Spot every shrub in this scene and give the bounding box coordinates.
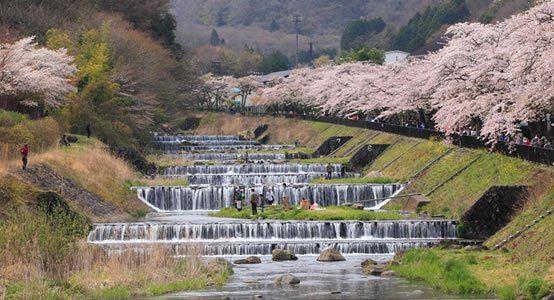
[517,277,549,300]
[0,109,28,127]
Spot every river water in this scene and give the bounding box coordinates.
[143,255,492,300]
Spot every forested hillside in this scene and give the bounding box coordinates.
[172,0,535,57]
[0,0,199,147]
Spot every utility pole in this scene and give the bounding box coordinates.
[309,41,313,66]
[292,14,302,69]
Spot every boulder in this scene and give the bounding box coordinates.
[361,258,378,268]
[274,274,300,285]
[381,270,397,277]
[67,136,79,143]
[464,245,483,251]
[541,293,554,300]
[362,263,387,276]
[234,256,261,264]
[272,249,297,261]
[194,161,205,166]
[247,256,262,264]
[317,249,345,262]
[244,280,259,283]
[254,294,264,299]
[351,203,364,210]
[394,249,407,261]
[331,290,341,294]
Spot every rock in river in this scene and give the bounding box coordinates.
[272,249,298,261]
[317,248,345,262]
[274,274,300,285]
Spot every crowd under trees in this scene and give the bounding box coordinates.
[260,2,553,146]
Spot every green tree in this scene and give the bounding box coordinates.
[260,51,290,74]
[269,19,279,32]
[340,18,386,51]
[210,29,221,46]
[339,47,385,65]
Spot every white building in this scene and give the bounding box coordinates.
[384,50,410,64]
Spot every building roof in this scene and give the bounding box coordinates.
[260,70,292,83]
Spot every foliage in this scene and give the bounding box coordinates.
[393,0,470,52]
[210,29,221,46]
[269,19,279,32]
[340,18,386,50]
[309,177,397,184]
[260,50,290,74]
[0,37,77,108]
[338,47,385,65]
[210,205,405,221]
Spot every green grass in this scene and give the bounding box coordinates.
[309,177,398,184]
[298,157,350,164]
[404,149,476,195]
[425,152,537,218]
[380,140,452,179]
[209,205,406,220]
[237,147,315,153]
[392,248,552,300]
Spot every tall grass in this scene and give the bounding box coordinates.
[0,203,230,298]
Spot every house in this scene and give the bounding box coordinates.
[384,50,410,64]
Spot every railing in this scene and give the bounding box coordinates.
[198,107,554,166]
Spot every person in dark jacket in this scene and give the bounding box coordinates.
[341,164,346,177]
[20,144,28,170]
[326,163,333,179]
[250,189,259,216]
[86,123,91,138]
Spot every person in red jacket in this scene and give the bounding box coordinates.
[20,144,28,170]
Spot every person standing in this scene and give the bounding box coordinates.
[266,187,276,206]
[341,164,346,178]
[259,189,265,213]
[326,163,333,179]
[282,183,289,211]
[20,144,28,170]
[245,151,249,164]
[86,123,91,138]
[250,189,259,216]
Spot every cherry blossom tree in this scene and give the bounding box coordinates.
[260,2,553,145]
[0,37,77,107]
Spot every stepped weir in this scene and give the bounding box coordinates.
[89,134,458,257]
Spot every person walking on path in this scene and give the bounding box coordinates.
[20,144,28,170]
[250,189,259,216]
[341,164,346,178]
[282,183,290,211]
[86,123,91,138]
[326,163,334,179]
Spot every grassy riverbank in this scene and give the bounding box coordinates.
[0,134,229,298]
[392,248,551,300]
[210,205,408,220]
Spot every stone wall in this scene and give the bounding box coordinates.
[348,144,390,172]
[460,185,527,240]
[313,136,353,156]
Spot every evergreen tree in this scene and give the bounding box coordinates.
[340,18,386,51]
[269,19,279,32]
[210,29,220,46]
[260,51,290,74]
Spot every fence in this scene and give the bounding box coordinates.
[198,106,554,166]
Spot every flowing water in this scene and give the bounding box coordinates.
[153,153,286,162]
[91,135,485,299]
[141,255,492,300]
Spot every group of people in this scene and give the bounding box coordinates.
[500,133,552,149]
[234,183,319,216]
[234,186,278,216]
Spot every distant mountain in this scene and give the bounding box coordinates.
[171,0,536,55]
[171,0,445,54]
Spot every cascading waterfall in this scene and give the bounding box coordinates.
[88,220,457,243]
[154,144,296,152]
[89,135,459,257]
[154,153,286,162]
[134,184,402,211]
[161,164,343,175]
